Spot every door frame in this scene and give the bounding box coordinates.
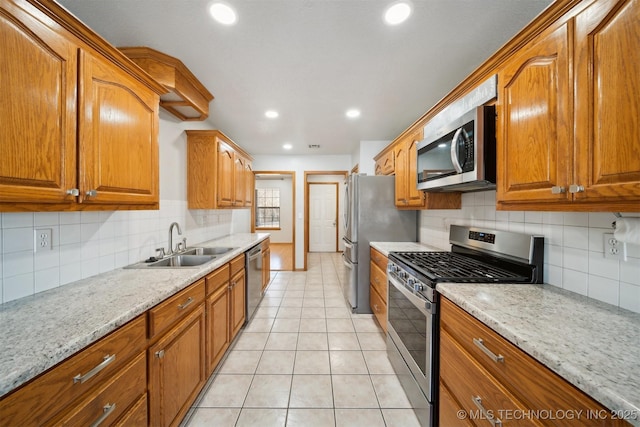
[303,171,348,270]
[252,171,296,271]
[307,182,339,253]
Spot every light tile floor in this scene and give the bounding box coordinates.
[183,253,420,427]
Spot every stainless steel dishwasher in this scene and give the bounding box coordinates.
[245,244,263,322]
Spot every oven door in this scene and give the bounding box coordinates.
[387,274,437,403]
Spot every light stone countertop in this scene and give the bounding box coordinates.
[437,283,640,426]
[369,241,442,257]
[0,232,269,399]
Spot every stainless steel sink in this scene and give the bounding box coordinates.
[125,254,216,269]
[182,247,236,256]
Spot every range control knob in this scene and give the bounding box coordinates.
[413,281,424,292]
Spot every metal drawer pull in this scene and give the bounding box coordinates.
[85,189,98,197]
[473,338,504,363]
[178,297,194,310]
[66,188,80,196]
[73,354,116,384]
[551,186,565,194]
[90,403,116,427]
[472,396,502,426]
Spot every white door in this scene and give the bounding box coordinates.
[309,183,337,252]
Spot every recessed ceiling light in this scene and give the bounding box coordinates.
[346,109,361,119]
[265,110,279,119]
[209,3,237,25]
[384,1,412,25]
[283,143,293,150]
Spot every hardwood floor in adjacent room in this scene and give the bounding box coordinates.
[270,243,294,271]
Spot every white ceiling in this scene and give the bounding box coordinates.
[58,0,553,156]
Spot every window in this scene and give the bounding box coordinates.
[255,188,280,228]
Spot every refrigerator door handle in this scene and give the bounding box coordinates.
[342,254,353,269]
[343,239,353,249]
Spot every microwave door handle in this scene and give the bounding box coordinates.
[450,128,464,173]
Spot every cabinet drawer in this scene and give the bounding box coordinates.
[370,247,388,272]
[113,393,147,427]
[0,315,146,427]
[440,329,541,427]
[439,380,474,427]
[206,264,230,296]
[369,261,387,303]
[370,285,387,333]
[230,254,245,276]
[45,352,147,427]
[148,279,205,339]
[441,298,624,426]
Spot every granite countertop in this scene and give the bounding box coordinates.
[369,241,441,256]
[0,232,269,399]
[438,283,640,426]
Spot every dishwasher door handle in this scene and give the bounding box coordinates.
[248,247,262,260]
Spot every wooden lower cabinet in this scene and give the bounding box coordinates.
[369,247,388,332]
[148,304,206,427]
[205,265,231,375]
[230,264,246,340]
[439,380,475,427]
[262,238,271,292]
[0,315,146,426]
[440,297,630,426]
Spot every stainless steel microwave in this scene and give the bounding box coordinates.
[416,105,496,192]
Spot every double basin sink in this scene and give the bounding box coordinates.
[127,246,236,269]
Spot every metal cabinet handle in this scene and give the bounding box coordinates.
[73,354,116,384]
[569,184,585,193]
[155,350,165,358]
[473,338,504,363]
[85,189,98,197]
[472,396,502,426]
[66,188,79,196]
[89,403,116,427]
[551,186,565,194]
[178,297,194,310]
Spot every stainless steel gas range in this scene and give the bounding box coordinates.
[386,225,544,426]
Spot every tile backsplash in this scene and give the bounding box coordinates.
[419,191,640,313]
[0,201,245,303]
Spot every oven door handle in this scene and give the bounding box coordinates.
[341,254,353,269]
[388,275,434,316]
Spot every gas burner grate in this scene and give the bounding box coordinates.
[394,252,528,282]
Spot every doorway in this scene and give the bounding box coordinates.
[303,171,348,270]
[308,182,338,252]
[252,171,295,271]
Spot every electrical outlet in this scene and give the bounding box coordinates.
[34,228,52,252]
[603,233,625,260]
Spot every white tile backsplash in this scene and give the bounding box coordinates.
[0,199,238,303]
[420,190,640,313]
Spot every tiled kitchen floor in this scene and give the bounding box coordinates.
[183,252,420,427]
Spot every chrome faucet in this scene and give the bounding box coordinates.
[168,222,183,255]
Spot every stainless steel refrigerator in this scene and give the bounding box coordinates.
[341,174,417,313]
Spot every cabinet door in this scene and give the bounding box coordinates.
[497,23,571,205]
[206,285,230,375]
[574,0,640,205]
[230,268,246,340]
[78,50,159,206]
[394,142,409,207]
[262,248,271,291]
[0,2,77,205]
[244,159,254,207]
[148,305,206,427]
[217,141,234,207]
[405,136,426,207]
[235,155,246,206]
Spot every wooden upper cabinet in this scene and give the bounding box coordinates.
[497,22,572,205]
[244,159,254,207]
[573,0,640,207]
[0,1,78,206]
[394,129,460,210]
[497,0,640,211]
[0,0,164,211]
[186,130,253,209]
[374,149,395,175]
[217,141,235,207]
[78,50,159,205]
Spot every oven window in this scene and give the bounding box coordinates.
[388,285,427,376]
